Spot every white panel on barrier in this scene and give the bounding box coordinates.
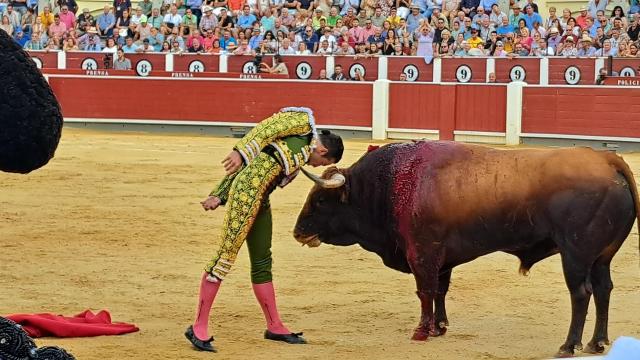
[57,51,66,70]
[506,81,525,145]
[219,54,228,72]
[432,57,442,83]
[372,79,390,140]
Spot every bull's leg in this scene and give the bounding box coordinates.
[434,269,452,334]
[556,253,592,358]
[408,250,444,341]
[583,260,613,354]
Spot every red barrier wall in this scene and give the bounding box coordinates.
[389,83,506,137]
[611,58,640,77]
[548,58,596,85]
[334,56,379,81]
[387,57,433,82]
[441,58,486,83]
[494,58,540,84]
[521,86,640,138]
[48,76,372,127]
[27,51,58,69]
[172,53,218,73]
[454,85,506,132]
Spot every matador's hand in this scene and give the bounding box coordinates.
[201,196,222,211]
[222,150,243,175]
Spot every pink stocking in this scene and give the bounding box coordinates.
[193,272,221,340]
[252,282,291,334]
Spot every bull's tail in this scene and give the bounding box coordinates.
[607,152,640,257]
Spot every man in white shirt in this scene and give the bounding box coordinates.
[163,5,182,31]
[318,27,336,49]
[278,38,296,54]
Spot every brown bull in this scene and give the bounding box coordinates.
[294,141,639,357]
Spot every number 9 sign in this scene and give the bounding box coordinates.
[509,65,526,82]
[296,62,312,79]
[455,65,472,83]
[564,66,581,85]
[403,64,419,82]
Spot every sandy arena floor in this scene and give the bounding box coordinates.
[0,128,638,360]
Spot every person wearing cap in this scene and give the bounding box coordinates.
[77,8,95,31]
[467,26,483,47]
[556,36,576,56]
[576,6,589,29]
[508,5,523,27]
[491,40,507,55]
[577,34,596,56]
[546,26,561,50]
[76,25,99,50]
[407,5,425,33]
[136,17,152,42]
[199,6,218,32]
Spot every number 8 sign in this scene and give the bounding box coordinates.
[455,65,472,83]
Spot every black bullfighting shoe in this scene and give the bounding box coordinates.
[264,330,307,344]
[184,325,217,352]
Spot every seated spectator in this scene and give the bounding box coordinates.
[58,5,76,30]
[490,40,507,56]
[97,5,116,37]
[367,26,385,47]
[78,26,101,50]
[316,39,333,54]
[237,5,257,30]
[278,37,296,54]
[260,54,288,75]
[13,30,29,47]
[367,42,382,54]
[317,68,328,80]
[219,29,237,51]
[113,49,132,70]
[122,36,139,52]
[487,72,496,82]
[39,5,54,30]
[139,0,152,16]
[467,27,483,48]
[187,37,205,52]
[24,31,45,49]
[454,40,470,55]
[163,5,182,34]
[627,42,638,57]
[181,8,197,35]
[489,4,506,27]
[136,19,153,43]
[77,8,95,33]
[577,35,596,56]
[186,28,204,48]
[595,38,617,56]
[203,38,219,53]
[334,41,354,55]
[147,8,162,29]
[170,40,183,53]
[48,15,67,38]
[137,37,155,52]
[102,37,118,53]
[558,37,578,56]
[62,36,78,51]
[131,7,147,27]
[116,9,133,37]
[296,41,311,54]
[1,15,13,36]
[468,42,485,55]
[166,26,185,49]
[231,39,252,54]
[330,64,348,80]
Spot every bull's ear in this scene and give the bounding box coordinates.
[0,30,63,174]
[321,166,342,179]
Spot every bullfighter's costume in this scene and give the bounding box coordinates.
[205,107,319,282]
[186,107,322,351]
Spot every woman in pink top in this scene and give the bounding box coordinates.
[519,27,533,51]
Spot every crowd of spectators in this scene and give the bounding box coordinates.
[1,0,639,58]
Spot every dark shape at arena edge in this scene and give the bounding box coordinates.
[0,316,75,360]
[0,29,63,174]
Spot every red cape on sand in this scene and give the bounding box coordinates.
[5,310,139,338]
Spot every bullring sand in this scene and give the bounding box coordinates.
[1,128,638,360]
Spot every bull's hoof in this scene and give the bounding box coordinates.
[555,343,582,358]
[584,340,607,354]
[411,328,429,341]
[433,324,447,337]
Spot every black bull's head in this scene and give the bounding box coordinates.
[294,166,356,247]
[0,30,63,174]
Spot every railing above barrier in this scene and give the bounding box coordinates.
[28,51,640,85]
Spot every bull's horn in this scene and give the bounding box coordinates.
[300,167,346,188]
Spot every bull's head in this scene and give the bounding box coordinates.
[294,166,358,248]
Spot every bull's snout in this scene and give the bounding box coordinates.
[293,228,322,248]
